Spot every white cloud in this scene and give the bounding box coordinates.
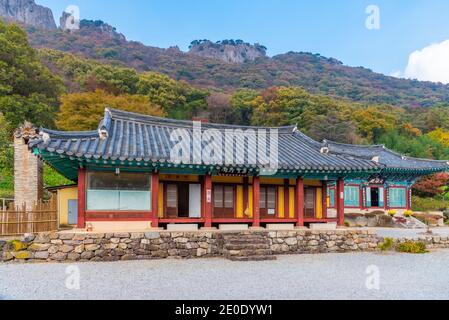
[402,40,449,84]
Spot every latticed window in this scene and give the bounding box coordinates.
[327,187,335,208]
[389,188,407,208]
[213,185,235,217]
[87,172,152,211]
[260,186,276,216]
[344,186,360,207]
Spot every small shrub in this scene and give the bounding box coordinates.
[396,241,428,254]
[344,222,350,227]
[387,210,397,217]
[443,210,449,221]
[404,210,414,217]
[378,237,394,251]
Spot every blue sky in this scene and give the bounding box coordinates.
[37,0,449,79]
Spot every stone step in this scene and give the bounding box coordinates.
[227,255,277,262]
[224,244,271,251]
[225,249,273,256]
[222,236,268,241]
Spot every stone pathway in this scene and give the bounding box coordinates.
[361,227,449,239]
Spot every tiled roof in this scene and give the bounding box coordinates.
[30,108,380,173]
[323,140,449,172]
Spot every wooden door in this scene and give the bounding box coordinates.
[260,186,277,218]
[213,185,235,218]
[68,200,78,225]
[304,188,316,219]
[165,184,178,218]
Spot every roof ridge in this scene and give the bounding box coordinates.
[324,139,386,149]
[107,108,298,132]
[41,128,98,137]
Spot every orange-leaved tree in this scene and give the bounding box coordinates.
[56,90,165,131]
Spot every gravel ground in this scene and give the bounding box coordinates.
[1,250,449,300]
[370,227,449,239]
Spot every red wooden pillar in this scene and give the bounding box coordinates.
[77,168,86,229]
[253,176,261,227]
[406,187,412,211]
[322,182,328,219]
[204,174,213,228]
[296,177,305,227]
[336,178,345,227]
[151,172,160,228]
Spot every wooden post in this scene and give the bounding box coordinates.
[406,187,411,211]
[253,176,261,227]
[296,177,305,227]
[204,174,213,228]
[336,178,345,227]
[151,172,159,228]
[322,182,328,219]
[77,168,86,229]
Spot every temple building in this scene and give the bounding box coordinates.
[26,108,449,231]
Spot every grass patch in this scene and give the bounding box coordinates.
[396,241,428,254]
[378,237,394,251]
[412,196,449,212]
[378,238,428,254]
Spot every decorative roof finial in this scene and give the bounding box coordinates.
[14,121,39,143]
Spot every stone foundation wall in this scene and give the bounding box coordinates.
[268,230,380,254]
[0,232,220,263]
[1,230,448,263]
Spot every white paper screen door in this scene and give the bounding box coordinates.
[189,184,201,218]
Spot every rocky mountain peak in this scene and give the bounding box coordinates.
[0,0,56,30]
[188,39,267,64]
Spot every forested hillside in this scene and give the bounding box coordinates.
[26,21,449,108]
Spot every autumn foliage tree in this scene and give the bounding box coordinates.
[412,173,449,197]
[57,90,164,131]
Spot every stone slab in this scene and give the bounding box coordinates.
[220,224,249,231]
[266,224,295,231]
[166,224,199,232]
[309,222,337,230]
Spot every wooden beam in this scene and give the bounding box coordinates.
[151,172,160,228]
[252,176,261,227]
[296,177,305,227]
[77,168,86,229]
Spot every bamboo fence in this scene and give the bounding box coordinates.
[0,197,58,236]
